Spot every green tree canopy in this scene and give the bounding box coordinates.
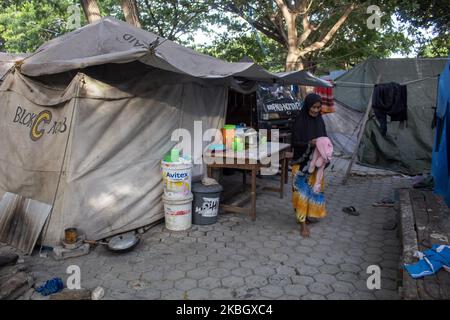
[0,0,78,53]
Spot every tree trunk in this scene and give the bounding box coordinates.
[285,50,302,71]
[121,0,142,28]
[80,0,101,23]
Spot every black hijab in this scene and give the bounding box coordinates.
[292,93,327,160]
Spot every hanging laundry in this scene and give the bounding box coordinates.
[404,244,450,279]
[314,80,335,114]
[372,82,408,135]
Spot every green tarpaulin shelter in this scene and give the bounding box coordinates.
[333,58,448,175]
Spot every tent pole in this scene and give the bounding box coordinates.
[341,74,381,185]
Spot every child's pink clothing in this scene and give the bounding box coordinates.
[308,137,333,193]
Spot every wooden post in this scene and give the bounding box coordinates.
[341,74,381,185]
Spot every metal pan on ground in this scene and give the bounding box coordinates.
[84,232,140,253]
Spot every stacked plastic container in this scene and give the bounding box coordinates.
[161,148,193,231]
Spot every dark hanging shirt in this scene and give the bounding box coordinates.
[372,82,408,135]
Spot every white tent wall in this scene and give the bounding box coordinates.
[333,58,448,174]
[0,71,78,205]
[0,66,227,245]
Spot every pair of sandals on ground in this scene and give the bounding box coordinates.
[342,197,396,216]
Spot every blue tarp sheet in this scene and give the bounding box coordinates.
[432,56,450,207]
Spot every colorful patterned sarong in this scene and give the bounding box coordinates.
[292,164,327,223]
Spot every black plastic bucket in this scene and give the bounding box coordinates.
[192,182,223,225]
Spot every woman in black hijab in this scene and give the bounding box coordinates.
[291,93,328,237]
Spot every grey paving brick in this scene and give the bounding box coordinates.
[222,276,245,289]
[296,265,319,276]
[313,273,337,284]
[161,288,186,300]
[275,265,296,276]
[268,274,292,286]
[186,268,209,280]
[108,278,128,289]
[269,253,289,262]
[174,278,197,291]
[327,292,351,300]
[174,261,197,271]
[135,287,161,299]
[165,270,186,281]
[308,282,333,295]
[318,264,341,275]
[141,269,164,281]
[198,277,221,289]
[211,288,235,299]
[291,275,314,286]
[219,260,241,269]
[301,293,326,300]
[152,280,175,290]
[186,254,208,264]
[304,257,324,267]
[284,284,308,297]
[253,266,276,276]
[340,263,362,273]
[118,271,141,281]
[186,288,210,300]
[331,281,356,294]
[260,285,284,299]
[245,275,269,288]
[209,268,231,279]
[231,267,253,277]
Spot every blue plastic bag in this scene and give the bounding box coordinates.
[36,277,64,296]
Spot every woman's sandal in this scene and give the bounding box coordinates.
[342,206,360,216]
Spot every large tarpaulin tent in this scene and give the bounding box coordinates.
[0,53,28,84]
[432,56,450,207]
[0,17,327,247]
[331,58,448,174]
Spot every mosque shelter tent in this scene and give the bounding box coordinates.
[327,58,448,175]
[0,17,327,249]
[432,56,450,207]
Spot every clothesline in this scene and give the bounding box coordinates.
[334,76,439,88]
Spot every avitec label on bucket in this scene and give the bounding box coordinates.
[195,197,220,217]
[161,160,192,198]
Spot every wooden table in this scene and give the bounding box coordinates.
[204,142,291,221]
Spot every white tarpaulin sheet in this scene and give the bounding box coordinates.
[0,69,226,245]
[16,17,328,88]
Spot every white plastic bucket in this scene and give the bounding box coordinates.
[163,193,193,231]
[161,160,192,199]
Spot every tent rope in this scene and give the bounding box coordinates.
[334,75,439,88]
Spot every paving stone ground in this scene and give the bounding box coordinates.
[0,162,412,300]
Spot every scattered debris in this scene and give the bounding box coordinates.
[51,243,90,261]
[0,252,34,300]
[91,286,105,300]
[0,253,18,267]
[373,198,395,207]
